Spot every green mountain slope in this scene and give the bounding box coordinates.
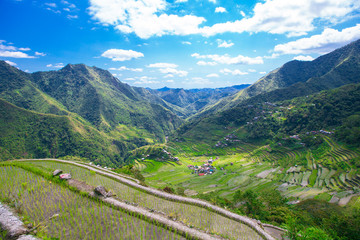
[196,39,360,119]
[0,61,68,115]
[0,99,125,166]
[31,64,183,141]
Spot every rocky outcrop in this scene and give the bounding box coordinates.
[94,185,113,198]
[0,202,39,240]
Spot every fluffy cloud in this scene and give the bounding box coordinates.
[221,68,248,76]
[46,63,64,68]
[0,41,36,58]
[159,68,188,77]
[192,53,263,65]
[293,55,314,61]
[200,0,360,37]
[35,52,46,56]
[109,66,143,72]
[215,7,227,13]
[197,61,217,66]
[206,73,219,78]
[45,3,57,8]
[274,24,360,55]
[0,51,35,58]
[147,62,178,68]
[133,76,159,84]
[147,62,187,77]
[182,41,192,45]
[101,49,144,61]
[89,0,205,39]
[217,39,234,48]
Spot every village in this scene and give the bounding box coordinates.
[188,157,221,176]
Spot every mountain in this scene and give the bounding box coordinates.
[173,39,360,143]
[195,39,360,119]
[148,84,250,118]
[0,61,184,165]
[0,61,68,116]
[31,64,183,140]
[0,99,125,165]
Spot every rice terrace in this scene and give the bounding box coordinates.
[1,0,360,239]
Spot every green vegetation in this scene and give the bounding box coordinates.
[0,164,185,240]
[20,160,263,240]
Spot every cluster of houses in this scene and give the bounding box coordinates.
[187,158,218,176]
[215,134,240,147]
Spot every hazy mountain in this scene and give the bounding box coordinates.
[148,84,250,118]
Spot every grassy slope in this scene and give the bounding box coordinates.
[0,99,126,166]
[138,84,360,207]
[31,64,183,142]
[192,39,360,121]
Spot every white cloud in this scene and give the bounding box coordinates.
[192,53,263,65]
[217,39,234,48]
[197,61,217,66]
[200,0,360,37]
[206,73,219,78]
[274,24,360,55]
[240,11,246,17]
[182,41,192,45]
[67,15,78,19]
[215,7,227,13]
[5,60,17,66]
[35,52,46,56]
[46,63,64,68]
[147,63,178,68]
[221,68,248,76]
[133,76,159,84]
[0,41,38,58]
[101,49,144,61]
[124,77,136,81]
[0,51,35,58]
[45,3,57,8]
[89,0,205,39]
[248,69,256,73]
[293,55,314,61]
[109,66,143,72]
[260,71,267,74]
[159,68,188,77]
[208,0,216,3]
[165,79,174,83]
[163,74,174,78]
[175,0,188,2]
[18,47,30,51]
[264,53,280,59]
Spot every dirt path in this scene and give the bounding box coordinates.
[16,158,281,240]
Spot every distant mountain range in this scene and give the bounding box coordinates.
[193,39,360,120]
[173,39,360,141]
[1,38,360,166]
[148,84,250,118]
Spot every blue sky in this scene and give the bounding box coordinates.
[1,0,360,89]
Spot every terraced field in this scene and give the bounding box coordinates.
[13,160,270,240]
[144,135,360,207]
[0,165,185,240]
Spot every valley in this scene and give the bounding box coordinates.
[1,39,360,240]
